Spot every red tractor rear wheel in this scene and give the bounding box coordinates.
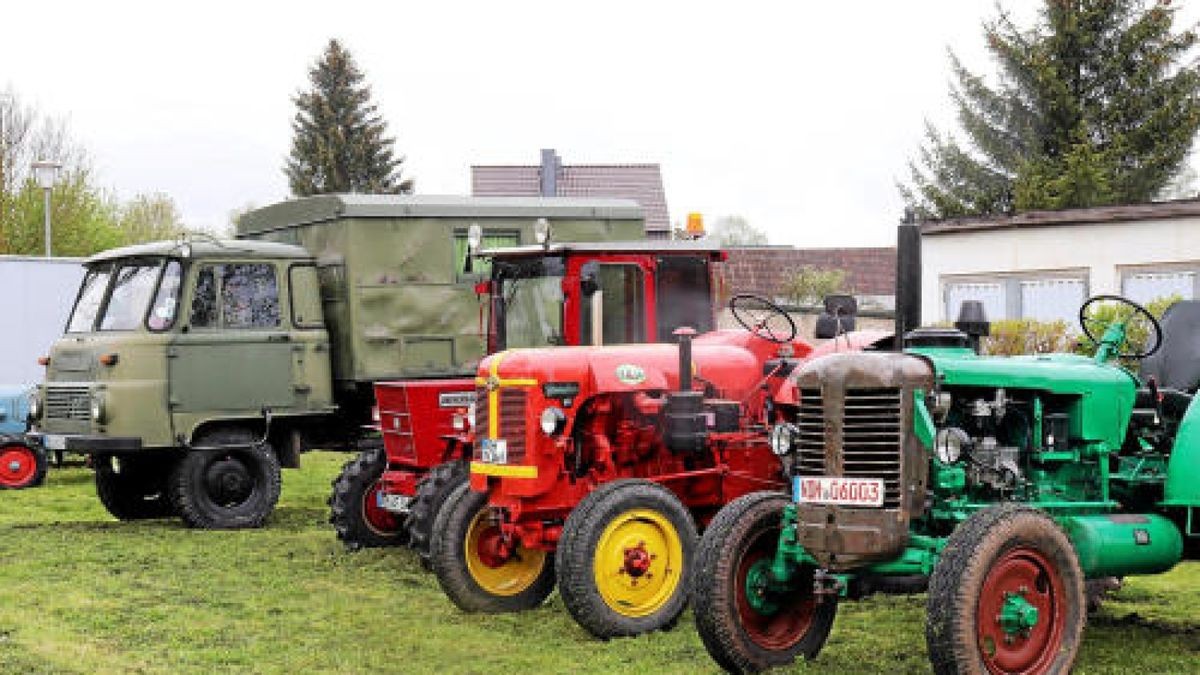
[431,483,555,613]
[926,504,1085,675]
[693,491,837,673]
[0,442,47,489]
[556,479,698,639]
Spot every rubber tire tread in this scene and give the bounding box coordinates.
[328,446,407,549]
[431,483,555,613]
[693,491,837,674]
[407,460,468,567]
[94,454,177,520]
[556,478,698,639]
[926,503,1086,675]
[170,428,281,530]
[0,442,48,490]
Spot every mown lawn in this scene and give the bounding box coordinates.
[1,453,1197,674]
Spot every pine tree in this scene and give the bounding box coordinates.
[901,0,1200,219]
[285,40,413,196]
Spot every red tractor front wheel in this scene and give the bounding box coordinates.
[329,446,407,549]
[0,442,47,489]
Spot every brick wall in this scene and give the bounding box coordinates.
[722,247,896,299]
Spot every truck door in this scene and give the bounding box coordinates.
[168,262,297,435]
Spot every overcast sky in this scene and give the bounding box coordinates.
[3,1,1194,248]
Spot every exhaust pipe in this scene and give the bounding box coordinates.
[894,223,922,348]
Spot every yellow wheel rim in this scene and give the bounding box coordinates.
[464,507,548,597]
[593,508,684,618]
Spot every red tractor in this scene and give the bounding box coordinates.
[429,296,890,638]
[330,240,727,559]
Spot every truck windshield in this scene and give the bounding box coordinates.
[66,258,181,333]
[493,256,566,349]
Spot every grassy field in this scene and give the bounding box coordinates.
[1,453,1197,674]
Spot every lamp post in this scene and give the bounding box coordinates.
[32,160,61,257]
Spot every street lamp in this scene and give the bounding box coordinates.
[32,160,61,257]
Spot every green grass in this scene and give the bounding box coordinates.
[1,454,1197,674]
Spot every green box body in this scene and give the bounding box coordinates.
[238,195,644,385]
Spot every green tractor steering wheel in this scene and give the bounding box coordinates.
[1078,294,1163,360]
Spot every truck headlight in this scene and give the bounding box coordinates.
[540,406,566,435]
[90,394,106,423]
[769,423,798,456]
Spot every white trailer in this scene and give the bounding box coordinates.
[0,256,84,386]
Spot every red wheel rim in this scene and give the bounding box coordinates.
[0,444,38,488]
[733,528,817,650]
[361,480,402,535]
[976,546,1066,674]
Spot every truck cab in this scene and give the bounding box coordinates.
[31,240,331,528]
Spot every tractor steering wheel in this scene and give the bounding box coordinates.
[730,293,797,344]
[1078,294,1163,360]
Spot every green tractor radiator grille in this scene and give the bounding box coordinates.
[796,387,904,508]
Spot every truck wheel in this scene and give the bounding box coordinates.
[556,479,698,639]
[408,461,468,568]
[329,446,406,549]
[431,483,555,613]
[926,504,1085,675]
[693,491,836,673]
[0,442,47,489]
[94,454,176,520]
[171,429,281,529]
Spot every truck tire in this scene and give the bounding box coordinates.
[329,446,407,549]
[170,429,281,530]
[94,454,176,520]
[693,491,836,673]
[926,504,1085,675]
[408,460,468,568]
[0,441,47,489]
[556,479,698,639]
[431,483,555,613]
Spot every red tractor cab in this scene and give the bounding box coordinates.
[429,295,890,638]
[330,241,727,555]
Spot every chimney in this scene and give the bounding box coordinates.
[540,148,560,196]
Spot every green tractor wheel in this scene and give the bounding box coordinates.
[926,504,1086,675]
[693,491,837,673]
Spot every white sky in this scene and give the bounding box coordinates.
[3,1,1193,248]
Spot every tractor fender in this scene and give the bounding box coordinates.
[1164,394,1200,507]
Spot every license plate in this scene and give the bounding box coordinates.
[480,438,507,464]
[376,492,412,513]
[42,434,67,451]
[794,476,884,507]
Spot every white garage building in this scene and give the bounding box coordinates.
[921,200,1200,324]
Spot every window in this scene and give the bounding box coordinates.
[943,272,1087,323]
[580,264,646,345]
[454,230,520,279]
[147,261,183,331]
[67,267,113,333]
[190,263,280,329]
[1122,270,1196,305]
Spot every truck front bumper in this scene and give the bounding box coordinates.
[31,433,143,453]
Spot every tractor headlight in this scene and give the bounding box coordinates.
[90,393,106,424]
[540,406,566,435]
[935,427,971,464]
[769,423,798,456]
[28,392,41,421]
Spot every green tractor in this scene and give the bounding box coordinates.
[692,225,1199,674]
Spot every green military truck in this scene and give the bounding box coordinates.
[29,195,643,529]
